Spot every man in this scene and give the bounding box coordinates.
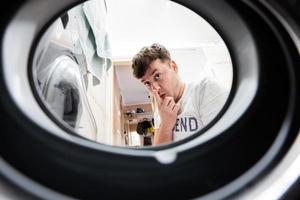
[131,43,229,145]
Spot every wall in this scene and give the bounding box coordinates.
[112,66,125,146]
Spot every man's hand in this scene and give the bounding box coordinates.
[153,89,180,144]
[153,89,180,131]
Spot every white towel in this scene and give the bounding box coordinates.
[70,0,112,82]
[83,0,112,59]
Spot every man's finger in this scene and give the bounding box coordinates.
[168,98,175,108]
[153,89,162,105]
[173,103,181,113]
[163,97,174,107]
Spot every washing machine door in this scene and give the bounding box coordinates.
[0,0,300,200]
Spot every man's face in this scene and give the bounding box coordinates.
[140,59,181,101]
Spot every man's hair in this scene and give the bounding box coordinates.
[132,43,171,78]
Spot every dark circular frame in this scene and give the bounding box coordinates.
[0,0,299,199]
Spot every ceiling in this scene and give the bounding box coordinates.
[115,64,151,105]
[106,0,222,60]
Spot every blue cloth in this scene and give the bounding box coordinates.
[72,0,112,82]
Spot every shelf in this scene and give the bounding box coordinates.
[125,111,153,124]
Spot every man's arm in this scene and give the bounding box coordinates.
[153,126,173,145]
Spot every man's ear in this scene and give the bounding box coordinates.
[170,60,178,73]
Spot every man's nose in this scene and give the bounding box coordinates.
[151,82,160,91]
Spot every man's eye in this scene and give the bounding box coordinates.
[154,74,161,80]
[144,82,150,87]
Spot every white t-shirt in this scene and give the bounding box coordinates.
[154,77,229,141]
